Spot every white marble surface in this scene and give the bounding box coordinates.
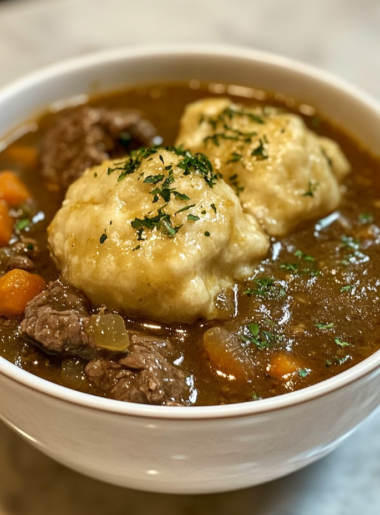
[0,0,380,513]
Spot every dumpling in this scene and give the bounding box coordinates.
[48,147,269,323]
[176,98,351,236]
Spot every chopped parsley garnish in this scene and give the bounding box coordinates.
[298,368,310,378]
[280,262,299,272]
[107,147,158,180]
[26,243,34,251]
[131,207,182,239]
[204,129,257,147]
[100,233,108,244]
[240,322,283,350]
[359,212,374,224]
[315,322,334,330]
[227,152,243,164]
[187,214,200,221]
[201,106,264,132]
[132,245,141,251]
[94,172,98,178]
[326,355,351,367]
[210,203,217,213]
[244,277,286,298]
[341,235,360,250]
[280,250,319,277]
[340,284,354,292]
[294,250,315,262]
[16,219,30,231]
[335,338,351,347]
[251,138,268,160]
[229,174,244,196]
[251,392,262,401]
[204,231,211,237]
[175,204,196,215]
[143,174,165,184]
[302,181,319,197]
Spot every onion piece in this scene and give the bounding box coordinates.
[89,313,130,352]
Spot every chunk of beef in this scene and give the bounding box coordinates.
[41,106,157,189]
[7,255,35,272]
[0,237,39,275]
[19,280,97,359]
[85,335,190,406]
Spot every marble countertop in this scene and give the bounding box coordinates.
[0,0,380,513]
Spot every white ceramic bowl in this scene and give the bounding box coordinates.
[1,46,380,495]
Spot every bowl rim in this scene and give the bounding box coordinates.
[1,43,380,421]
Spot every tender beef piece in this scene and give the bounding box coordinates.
[0,237,39,275]
[85,335,190,406]
[19,280,97,359]
[41,106,157,189]
[7,255,35,272]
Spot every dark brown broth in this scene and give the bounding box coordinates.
[1,82,380,405]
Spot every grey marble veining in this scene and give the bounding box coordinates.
[0,0,379,513]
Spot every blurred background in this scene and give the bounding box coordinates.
[0,0,379,514]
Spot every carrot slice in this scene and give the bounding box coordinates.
[0,171,32,206]
[3,146,38,168]
[0,269,45,317]
[0,202,13,246]
[267,352,303,379]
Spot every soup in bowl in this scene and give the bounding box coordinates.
[0,46,380,493]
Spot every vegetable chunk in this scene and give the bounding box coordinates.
[0,202,13,246]
[0,269,46,317]
[0,171,32,206]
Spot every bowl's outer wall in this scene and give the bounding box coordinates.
[1,368,380,494]
[1,48,380,493]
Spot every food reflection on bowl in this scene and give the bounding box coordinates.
[0,46,380,494]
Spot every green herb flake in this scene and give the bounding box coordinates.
[240,322,283,350]
[299,368,310,378]
[187,214,200,222]
[229,174,244,196]
[16,219,30,231]
[340,284,354,292]
[94,172,98,178]
[131,207,182,240]
[132,245,141,251]
[341,235,360,250]
[315,322,334,330]
[251,392,262,401]
[359,212,374,224]
[334,338,351,348]
[100,233,108,244]
[302,181,319,198]
[244,277,286,298]
[210,203,217,213]
[175,204,196,215]
[143,174,165,184]
[26,243,34,251]
[294,249,315,262]
[326,355,351,367]
[280,262,299,272]
[251,138,268,160]
[227,152,243,164]
[204,231,211,237]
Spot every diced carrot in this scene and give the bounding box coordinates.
[203,327,253,380]
[0,171,32,206]
[0,202,13,246]
[3,146,38,168]
[267,352,303,379]
[0,269,45,317]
